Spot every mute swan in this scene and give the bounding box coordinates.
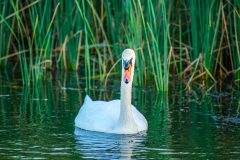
[75,49,148,134]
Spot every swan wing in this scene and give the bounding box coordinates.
[75,98,120,133]
[84,95,92,102]
[75,96,147,133]
[132,106,148,132]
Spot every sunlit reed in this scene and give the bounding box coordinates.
[0,0,240,90]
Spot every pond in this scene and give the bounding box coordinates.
[0,71,240,159]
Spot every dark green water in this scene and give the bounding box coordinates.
[1,72,240,159]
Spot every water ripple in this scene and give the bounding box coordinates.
[74,127,147,159]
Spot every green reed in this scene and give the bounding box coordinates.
[0,0,13,69]
[1,0,240,90]
[231,0,240,80]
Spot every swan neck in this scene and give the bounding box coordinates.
[120,81,132,108]
[115,80,138,134]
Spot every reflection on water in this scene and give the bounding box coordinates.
[0,71,240,159]
[74,127,147,159]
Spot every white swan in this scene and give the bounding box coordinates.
[75,49,148,134]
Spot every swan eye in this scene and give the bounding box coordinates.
[122,57,133,70]
[122,59,129,70]
[128,57,133,65]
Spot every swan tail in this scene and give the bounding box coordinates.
[84,95,92,102]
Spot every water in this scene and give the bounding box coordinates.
[1,72,240,159]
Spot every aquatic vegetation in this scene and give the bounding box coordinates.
[0,0,240,90]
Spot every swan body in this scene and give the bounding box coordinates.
[75,49,148,134]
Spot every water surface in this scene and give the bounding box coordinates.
[0,72,240,159]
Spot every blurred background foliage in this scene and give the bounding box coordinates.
[0,0,240,91]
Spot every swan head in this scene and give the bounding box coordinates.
[122,49,135,84]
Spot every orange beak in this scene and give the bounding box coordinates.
[123,65,132,84]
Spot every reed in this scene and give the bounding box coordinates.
[0,0,13,69]
[231,0,240,80]
[1,0,240,90]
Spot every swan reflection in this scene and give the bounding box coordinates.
[74,127,147,159]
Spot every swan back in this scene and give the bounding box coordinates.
[75,97,147,134]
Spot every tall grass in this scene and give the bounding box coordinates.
[0,0,13,69]
[1,0,240,90]
[230,1,240,80]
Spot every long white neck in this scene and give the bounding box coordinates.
[114,80,138,134]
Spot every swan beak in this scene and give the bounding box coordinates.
[123,69,131,84]
[123,58,133,84]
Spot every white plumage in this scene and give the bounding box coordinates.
[75,49,148,134]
